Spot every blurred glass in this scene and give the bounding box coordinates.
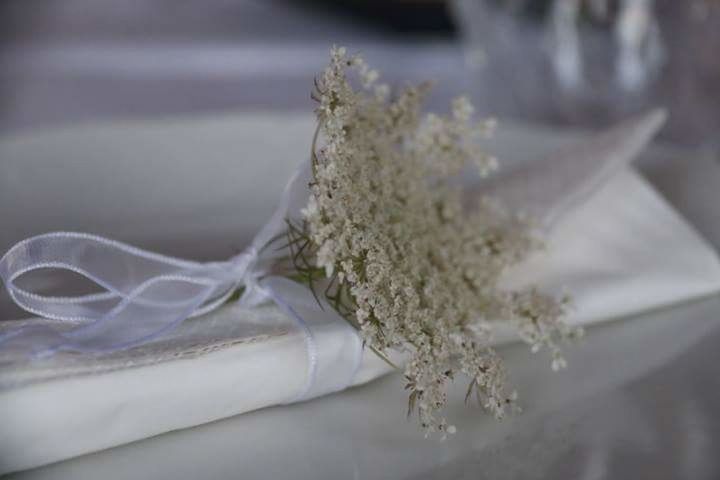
[451,0,720,149]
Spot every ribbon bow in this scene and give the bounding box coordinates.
[0,232,264,356]
[0,163,365,401]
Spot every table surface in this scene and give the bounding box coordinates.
[0,112,719,479]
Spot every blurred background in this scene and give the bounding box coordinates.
[0,0,719,148]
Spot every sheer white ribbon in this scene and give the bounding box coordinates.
[0,163,363,401]
[0,232,259,353]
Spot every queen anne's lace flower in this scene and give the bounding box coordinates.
[297,46,581,436]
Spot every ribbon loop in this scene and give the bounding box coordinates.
[0,232,257,355]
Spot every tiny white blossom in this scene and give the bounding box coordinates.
[299,47,580,435]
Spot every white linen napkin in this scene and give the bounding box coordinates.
[0,112,718,474]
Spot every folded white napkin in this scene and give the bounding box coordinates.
[0,112,718,474]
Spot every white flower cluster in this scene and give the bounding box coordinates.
[301,47,581,436]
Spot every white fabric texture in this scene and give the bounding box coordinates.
[0,113,718,474]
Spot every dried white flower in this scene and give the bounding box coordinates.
[293,46,581,435]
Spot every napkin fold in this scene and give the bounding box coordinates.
[1,112,718,474]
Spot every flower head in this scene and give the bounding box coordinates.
[297,47,580,435]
